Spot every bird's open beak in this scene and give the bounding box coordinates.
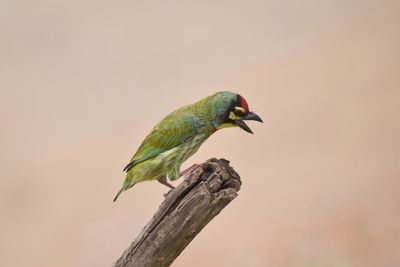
[235,111,263,134]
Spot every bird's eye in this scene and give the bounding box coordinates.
[228,106,245,121]
[234,106,245,116]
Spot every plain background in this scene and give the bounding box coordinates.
[1,1,399,266]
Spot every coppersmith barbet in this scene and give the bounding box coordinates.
[113,91,262,201]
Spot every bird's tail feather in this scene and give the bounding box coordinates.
[113,188,123,202]
[113,182,136,202]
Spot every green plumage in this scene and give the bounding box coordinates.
[113,91,262,201]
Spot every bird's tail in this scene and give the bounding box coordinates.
[113,188,124,202]
[113,181,136,202]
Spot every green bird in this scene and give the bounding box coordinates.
[113,91,262,201]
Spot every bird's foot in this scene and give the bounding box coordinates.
[157,176,175,189]
[181,163,203,181]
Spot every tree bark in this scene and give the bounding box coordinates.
[113,158,242,267]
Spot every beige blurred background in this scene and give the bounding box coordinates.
[1,0,399,266]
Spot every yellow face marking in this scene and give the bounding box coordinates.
[229,106,245,120]
[234,106,245,113]
[229,111,241,120]
[216,122,236,129]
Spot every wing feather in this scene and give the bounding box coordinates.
[123,110,200,172]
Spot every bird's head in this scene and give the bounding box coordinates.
[210,91,263,134]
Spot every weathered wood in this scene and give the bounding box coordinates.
[113,158,242,267]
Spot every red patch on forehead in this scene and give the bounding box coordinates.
[239,95,249,112]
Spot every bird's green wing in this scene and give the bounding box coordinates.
[123,109,200,172]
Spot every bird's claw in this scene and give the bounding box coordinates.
[180,163,202,176]
[181,163,202,181]
[157,176,175,189]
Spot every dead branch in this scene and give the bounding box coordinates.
[113,158,242,267]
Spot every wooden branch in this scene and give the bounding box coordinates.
[113,158,242,267]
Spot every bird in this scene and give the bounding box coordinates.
[113,91,262,201]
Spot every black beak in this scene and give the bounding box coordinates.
[235,111,263,134]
